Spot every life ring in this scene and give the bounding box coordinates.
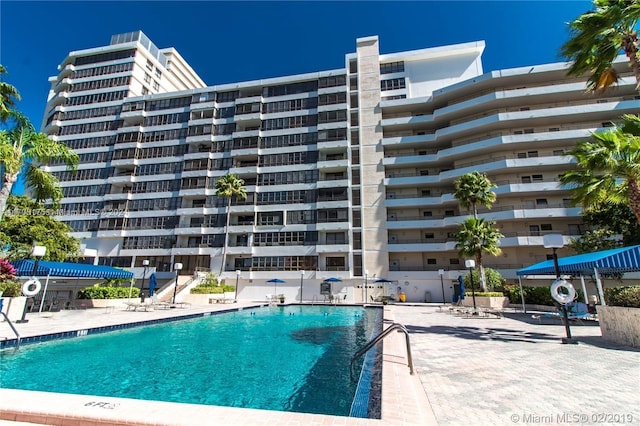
[22,278,42,297]
[550,279,576,305]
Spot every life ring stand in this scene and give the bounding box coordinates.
[550,279,576,305]
[22,278,42,297]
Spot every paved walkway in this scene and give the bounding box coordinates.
[1,303,639,425]
[389,305,640,426]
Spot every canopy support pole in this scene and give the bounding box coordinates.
[518,276,526,313]
[38,273,52,313]
[579,275,588,305]
[593,268,606,306]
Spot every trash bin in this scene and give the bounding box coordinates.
[424,291,431,303]
[398,293,406,302]
[140,292,145,302]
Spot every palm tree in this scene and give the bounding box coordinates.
[455,217,503,292]
[560,0,640,91]
[0,65,20,121]
[560,114,640,224]
[214,173,247,275]
[0,112,79,221]
[453,172,497,218]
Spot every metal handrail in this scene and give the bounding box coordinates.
[350,322,414,375]
[1,312,21,349]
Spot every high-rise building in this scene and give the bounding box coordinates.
[41,31,639,302]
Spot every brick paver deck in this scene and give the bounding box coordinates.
[1,303,638,425]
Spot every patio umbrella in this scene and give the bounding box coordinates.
[323,277,342,282]
[267,278,285,294]
[148,273,157,297]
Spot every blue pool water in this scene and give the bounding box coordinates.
[0,306,381,417]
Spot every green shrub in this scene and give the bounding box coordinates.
[77,284,139,299]
[465,291,504,297]
[0,281,22,297]
[463,268,505,291]
[191,284,235,294]
[503,284,586,306]
[604,286,640,308]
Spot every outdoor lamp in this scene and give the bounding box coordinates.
[438,269,445,303]
[172,262,183,304]
[543,234,576,344]
[364,269,369,303]
[17,245,47,323]
[235,270,241,302]
[141,259,149,293]
[299,270,305,303]
[465,259,477,314]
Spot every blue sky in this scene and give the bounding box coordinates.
[2,0,593,128]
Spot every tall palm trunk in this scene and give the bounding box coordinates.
[476,252,488,292]
[628,179,640,224]
[471,202,488,291]
[218,197,231,276]
[0,173,17,221]
[622,32,640,90]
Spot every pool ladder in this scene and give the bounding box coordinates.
[350,322,414,376]
[1,311,21,349]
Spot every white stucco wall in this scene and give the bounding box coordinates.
[406,52,484,98]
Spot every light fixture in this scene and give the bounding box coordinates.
[172,262,183,304]
[465,259,477,314]
[235,270,241,302]
[542,234,576,344]
[438,269,446,304]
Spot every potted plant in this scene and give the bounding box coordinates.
[278,294,285,303]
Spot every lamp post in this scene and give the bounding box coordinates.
[235,270,241,302]
[543,234,576,344]
[140,259,149,298]
[438,269,446,303]
[172,262,183,304]
[364,270,368,303]
[17,245,47,323]
[465,259,477,314]
[299,270,305,303]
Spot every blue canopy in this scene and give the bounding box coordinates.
[11,259,134,279]
[517,245,640,276]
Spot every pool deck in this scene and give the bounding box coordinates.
[1,303,639,425]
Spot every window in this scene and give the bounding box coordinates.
[423,211,432,217]
[540,224,553,231]
[427,258,437,265]
[536,199,548,207]
[144,73,151,83]
[380,61,405,74]
[529,225,540,236]
[152,81,160,91]
[425,233,434,239]
[445,210,454,217]
[449,258,460,265]
[146,59,153,71]
[380,78,406,91]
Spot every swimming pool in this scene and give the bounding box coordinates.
[0,305,381,418]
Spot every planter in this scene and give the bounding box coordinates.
[83,298,141,309]
[597,305,640,348]
[0,296,27,322]
[462,296,508,309]
[184,293,235,305]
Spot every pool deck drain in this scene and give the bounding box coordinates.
[0,303,431,425]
